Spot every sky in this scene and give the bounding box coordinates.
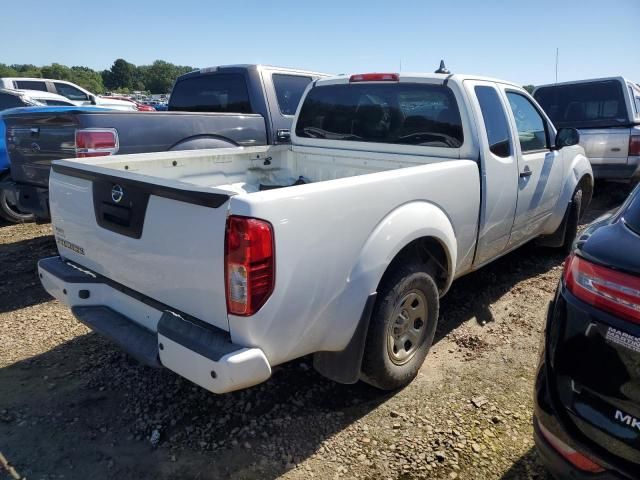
[3,0,639,86]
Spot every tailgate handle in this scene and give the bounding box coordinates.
[101,202,131,227]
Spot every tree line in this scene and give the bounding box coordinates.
[0,60,538,96]
[0,59,194,94]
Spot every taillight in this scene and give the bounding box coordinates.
[349,73,399,83]
[75,128,119,158]
[629,135,640,157]
[538,420,605,473]
[225,215,275,316]
[564,253,640,324]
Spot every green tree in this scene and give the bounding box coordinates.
[111,58,136,90]
[70,66,104,94]
[0,64,18,77]
[523,84,535,94]
[10,64,42,78]
[144,60,181,94]
[41,63,73,80]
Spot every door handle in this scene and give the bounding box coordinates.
[519,169,532,178]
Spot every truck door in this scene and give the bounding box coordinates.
[464,80,519,267]
[501,89,563,248]
[262,70,314,143]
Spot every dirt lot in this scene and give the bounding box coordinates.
[0,183,632,480]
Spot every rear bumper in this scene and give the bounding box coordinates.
[534,419,622,479]
[591,157,640,181]
[533,289,635,479]
[38,256,271,394]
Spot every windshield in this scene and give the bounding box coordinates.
[295,82,463,147]
[169,73,252,113]
[534,80,628,129]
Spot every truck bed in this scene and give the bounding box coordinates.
[52,144,461,195]
[49,145,480,351]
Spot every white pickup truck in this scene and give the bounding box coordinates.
[39,72,593,394]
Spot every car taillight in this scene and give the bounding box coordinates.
[564,253,640,324]
[225,215,275,316]
[538,420,605,473]
[75,128,119,158]
[629,135,640,156]
[349,73,399,83]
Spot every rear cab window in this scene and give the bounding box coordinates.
[272,74,312,116]
[295,82,463,147]
[534,80,629,128]
[169,73,252,113]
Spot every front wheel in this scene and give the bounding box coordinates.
[0,174,34,224]
[361,264,439,391]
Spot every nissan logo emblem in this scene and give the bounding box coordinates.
[111,184,124,203]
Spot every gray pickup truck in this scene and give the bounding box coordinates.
[2,64,327,221]
[534,77,640,181]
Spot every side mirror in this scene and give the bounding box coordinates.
[553,127,580,150]
[89,94,97,105]
[276,129,291,143]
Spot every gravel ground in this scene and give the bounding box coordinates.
[0,183,632,480]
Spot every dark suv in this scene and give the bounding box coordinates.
[534,184,640,478]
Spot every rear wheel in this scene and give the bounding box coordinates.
[361,263,439,390]
[0,173,34,224]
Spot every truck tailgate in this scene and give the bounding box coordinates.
[5,112,78,186]
[578,127,630,165]
[49,161,233,331]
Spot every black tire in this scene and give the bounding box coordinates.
[560,187,582,254]
[0,173,34,224]
[361,263,439,391]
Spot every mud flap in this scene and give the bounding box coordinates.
[313,293,377,384]
[537,201,572,248]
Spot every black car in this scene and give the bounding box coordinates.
[534,184,640,478]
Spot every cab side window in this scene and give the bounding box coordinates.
[272,74,312,116]
[15,80,47,92]
[475,86,511,158]
[54,83,88,101]
[506,92,548,153]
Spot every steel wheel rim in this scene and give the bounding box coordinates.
[386,289,428,365]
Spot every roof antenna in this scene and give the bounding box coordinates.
[435,60,450,74]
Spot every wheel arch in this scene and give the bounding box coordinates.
[544,152,593,234]
[314,201,456,385]
[169,134,239,151]
[349,201,458,299]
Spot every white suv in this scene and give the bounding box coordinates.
[0,78,135,111]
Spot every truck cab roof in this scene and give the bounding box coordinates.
[189,64,330,78]
[534,76,633,91]
[313,72,525,89]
